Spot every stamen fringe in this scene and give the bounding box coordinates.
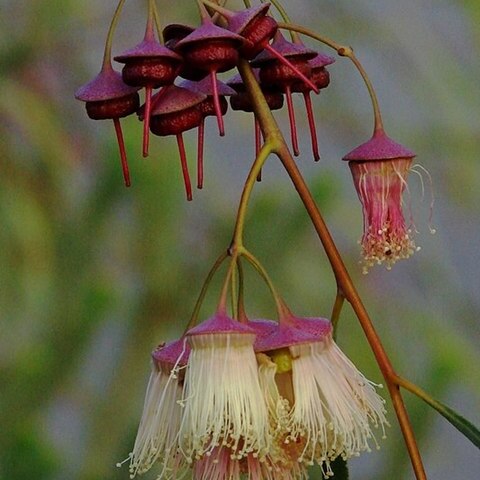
[179,333,271,463]
[128,341,189,479]
[257,354,315,480]
[288,337,388,471]
[350,158,417,273]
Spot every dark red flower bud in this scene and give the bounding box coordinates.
[114,12,183,158]
[174,11,244,136]
[180,78,235,188]
[75,66,140,187]
[251,32,318,156]
[149,85,206,201]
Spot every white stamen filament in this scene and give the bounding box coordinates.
[288,337,388,470]
[179,333,271,463]
[127,341,189,479]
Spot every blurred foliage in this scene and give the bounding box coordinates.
[0,1,479,479]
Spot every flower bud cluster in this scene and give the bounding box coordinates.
[75,1,333,196]
[75,0,430,271]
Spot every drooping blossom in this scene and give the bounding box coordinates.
[343,130,418,273]
[126,338,190,479]
[255,314,388,476]
[179,313,271,463]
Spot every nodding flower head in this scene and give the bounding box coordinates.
[343,130,418,273]
[255,314,388,476]
[179,313,271,463]
[126,338,190,479]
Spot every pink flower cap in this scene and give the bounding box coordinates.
[75,67,140,102]
[254,322,318,352]
[288,315,332,339]
[152,337,190,367]
[174,20,244,51]
[343,130,415,162]
[226,3,271,35]
[251,31,317,65]
[309,51,335,69]
[150,84,206,115]
[114,39,182,62]
[248,318,278,351]
[186,312,255,336]
[180,77,236,96]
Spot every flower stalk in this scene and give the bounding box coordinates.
[278,22,384,133]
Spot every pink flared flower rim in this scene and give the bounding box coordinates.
[251,31,317,65]
[186,312,255,336]
[343,131,416,162]
[152,338,191,366]
[288,315,332,338]
[180,77,236,96]
[174,21,244,51]
[254,323,319,352]
[114,38,182,62]
[75,67,140,102]
[248,319,278,351]
[226,4,271,34]
[150,84,206,114]
[310,52,335,68]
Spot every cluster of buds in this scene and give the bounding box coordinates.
[75,0,334,196]
[76,1,429,272]
[122,308,388,479]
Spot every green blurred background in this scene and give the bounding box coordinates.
[0,0,479,479]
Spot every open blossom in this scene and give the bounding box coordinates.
[179,313,271,463]
[124,313,388,479]
[255,314,388,476]
[343,130,418,273]
[126,338,190,479]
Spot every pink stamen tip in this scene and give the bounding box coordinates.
[264,43,319,94]
[285,86,299,156]
[176,133,193,201]
[197,119,205,189]
[142,86,152,158]
[210,71,225,137]
[113,118,131,187]
[303,92,320,161]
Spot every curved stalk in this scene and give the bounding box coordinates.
[240,248,288,321]
[217,254,239,314]
[278,22,385,133]
[230,259,238,319]
[152,0,164,42]
[269,0,291,24]
[230,144,271,249]
[330,289,345,340]
[186,250,228,332]
[102,0,127,70]
[236,259,249,323]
